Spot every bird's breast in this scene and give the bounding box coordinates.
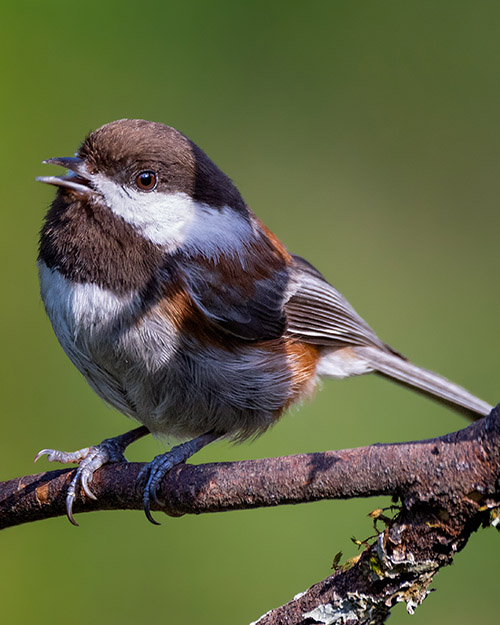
[38,261,321,440]
[38,261,178,415]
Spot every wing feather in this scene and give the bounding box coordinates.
[178,245,391,352]
[285,255,390,350]
[179,241,289,341]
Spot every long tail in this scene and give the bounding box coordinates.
[353,345,492,420]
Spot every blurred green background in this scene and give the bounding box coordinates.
[1,1,498,623]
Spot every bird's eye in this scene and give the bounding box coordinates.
[135,171,158,191]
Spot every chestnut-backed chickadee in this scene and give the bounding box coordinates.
[36,119,492,525]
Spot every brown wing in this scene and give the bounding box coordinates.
[182,245,392,351]
[185,262,288,340]
[179,234,290,341]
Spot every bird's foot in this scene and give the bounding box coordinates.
[34,426,149,525]
[137,432,219,525]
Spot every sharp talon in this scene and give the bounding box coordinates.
[140,469,162,525]
[67,508,79,526]
[143,494,161,526]
[66,493,79,527]
[152,486,162,507]
[145,508,161,526]
[81,473,97,500]
[34,449,49,463]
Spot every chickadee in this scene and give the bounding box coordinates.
[36,119,492,525]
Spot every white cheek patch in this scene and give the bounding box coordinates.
[93,175,252,259]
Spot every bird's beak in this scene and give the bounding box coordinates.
[36,156,93,195]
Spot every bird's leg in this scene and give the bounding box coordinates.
[34,425,150,525]
[137,431,220,525]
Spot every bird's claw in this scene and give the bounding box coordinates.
[137,432,219,525]
[137,458,173,525]
[34,438,128,525]
[35,429,214,525]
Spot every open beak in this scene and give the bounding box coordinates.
[36,156,93,195]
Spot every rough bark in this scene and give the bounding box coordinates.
[1,405,499,624]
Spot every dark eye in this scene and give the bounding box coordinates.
[135,171,158,191]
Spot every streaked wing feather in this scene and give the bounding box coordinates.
[285,255,389,350]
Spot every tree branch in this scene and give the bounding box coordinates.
[2,405,500,624]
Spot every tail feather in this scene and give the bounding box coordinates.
[353,345,492,420]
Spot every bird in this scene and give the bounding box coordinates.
[35,118,492,525]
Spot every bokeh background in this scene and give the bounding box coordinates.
[1,1,499,623]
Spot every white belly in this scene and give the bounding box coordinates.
[39,261,178,418]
